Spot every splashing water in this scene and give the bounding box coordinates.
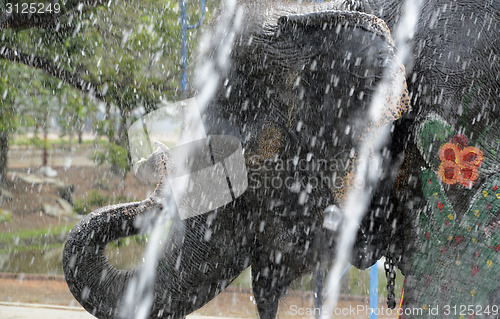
[119,1,242,318]
[321,1,423,318]
[114,0,421,317]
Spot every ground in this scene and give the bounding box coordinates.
[1,166,152,231]
[0,274,400,319]
[0,142,400,318]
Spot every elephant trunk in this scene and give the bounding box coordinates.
[64,189,251,319]
[63,197,161,318]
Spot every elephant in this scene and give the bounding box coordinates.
[63,0,500,318]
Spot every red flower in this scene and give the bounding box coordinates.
[450,134,468,149]
[437,135,484,187]
[425,275,431,286]
[472,265,479,277]
[454,235,464,246]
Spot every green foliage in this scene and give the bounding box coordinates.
[0,62,92,147]
[27,136,53,150]
[58,90,91,141]
[0,209,12,223]
[9,136,108,148]
[72,198,88,215]
[73,190,107,214]
[2,0,192,106]
[229,267,252,288]
[0,62,19,133]
[416,115,456,170]
[74,190,108,214]
[87,190,109,206]
[74,190,135,215]
[109,234,149,248]
[1,0,218,166]
[0,224,75,244]
[93,119,115,141]
[93,142,131,176]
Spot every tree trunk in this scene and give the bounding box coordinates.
[105,103,114,143]
[116,108,131,178]
[117,108,129,148]
[42,111,48,167]
[78,128,83,144]
[0,131,8,186]
[42,131,48,167]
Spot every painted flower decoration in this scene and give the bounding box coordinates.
[437,134,484,187]
[413,114,500,310]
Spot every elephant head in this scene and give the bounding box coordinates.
[63,0,500,318]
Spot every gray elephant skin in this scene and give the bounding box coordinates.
[63,1,500,318]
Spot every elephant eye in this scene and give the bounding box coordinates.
[257,123,284,158]
[245,122,285,165]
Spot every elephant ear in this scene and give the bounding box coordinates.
[274,11,411,129]
[272,11,412,270]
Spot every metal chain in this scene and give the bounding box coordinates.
[384,256,396,309]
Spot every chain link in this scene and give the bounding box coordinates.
[384,256,396,309]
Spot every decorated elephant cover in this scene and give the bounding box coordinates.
[407,114,500,317]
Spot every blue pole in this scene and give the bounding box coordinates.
[370,261,378,319]
[180,0,205,94]
[322,264,351,299]
[181,0,187,93]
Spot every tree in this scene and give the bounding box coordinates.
[0,61,17,186]
[1,0,189,134]
[58,89,92,146]
[1,0,207,174]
